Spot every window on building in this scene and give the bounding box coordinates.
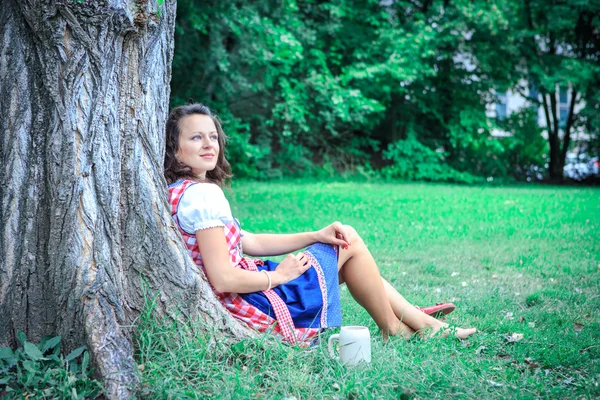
[559,106,569,128]
[529,83,539,102]
[495,92,507,120]
[558,86,570,128]
[559,86,568,104]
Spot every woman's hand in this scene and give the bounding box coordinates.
[272,252,312,285]
[314,221,351,249]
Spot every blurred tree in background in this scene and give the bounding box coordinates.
[483,0,600,180]
[170,0,600,182]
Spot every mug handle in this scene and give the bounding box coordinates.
[328,334,340,360]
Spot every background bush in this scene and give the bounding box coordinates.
[170,0,600,182]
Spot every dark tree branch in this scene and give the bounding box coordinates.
[560,87,578,162]
[541,91,554,139]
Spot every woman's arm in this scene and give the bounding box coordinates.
[196,227,311,293]
[241,222,352,257]
[241,231,317,257]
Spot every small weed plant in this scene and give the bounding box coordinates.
[0,331,104,399]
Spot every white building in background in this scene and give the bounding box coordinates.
[488,82,587,145]
[488,84,599,179]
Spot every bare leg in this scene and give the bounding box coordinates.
[379,281,446,335]
[381,278,411,316]
[337,225,476,340]
[339,271,416,337]
[381,278,475,339]
[381,279,419,336]
[382,278,422,320]
[336,228,403,339]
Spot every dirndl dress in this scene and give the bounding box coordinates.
[168,179,342,346]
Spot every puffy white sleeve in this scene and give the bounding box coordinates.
[176,183,233,233]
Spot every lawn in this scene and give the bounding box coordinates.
[136,181,600,399]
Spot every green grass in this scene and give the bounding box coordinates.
[136,181,600,399]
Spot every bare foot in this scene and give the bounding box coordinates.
[397,323,415,340]
[382,320,415,341]
[450,327,477,340]
[428,325,477,340]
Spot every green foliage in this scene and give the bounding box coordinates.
[170,0,599,181]
[443,108,547,181]
[0,332,103,399]
[580,84,600,158]
[172,0,392,176]
[498,109,548,179]
[215,108,267,179]
[469,0,600,178]
[381,137,481,183]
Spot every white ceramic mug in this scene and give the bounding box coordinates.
[328,326,371,366]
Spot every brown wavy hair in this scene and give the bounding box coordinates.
[164,103,232,187]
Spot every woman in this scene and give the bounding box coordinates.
[164,103,476,346]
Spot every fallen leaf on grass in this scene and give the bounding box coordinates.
[528,322,536,328]
[451,272,460,277]
[462,281,468,287]
[488,380,504,388]
[505,333,524,343]
[573,323,584,332]
[332,383,340,391]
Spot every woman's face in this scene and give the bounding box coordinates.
[176,114,220,180]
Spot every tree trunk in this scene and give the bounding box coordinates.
[543,86,579,181]
[542,91,562,180]
[0,0,253,398]
[560,88,578,164]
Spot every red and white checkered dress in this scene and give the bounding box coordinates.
[168,180,320,346]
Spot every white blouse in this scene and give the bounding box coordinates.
[176,183,234,234]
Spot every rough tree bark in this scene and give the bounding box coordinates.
[0,0,254,397]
